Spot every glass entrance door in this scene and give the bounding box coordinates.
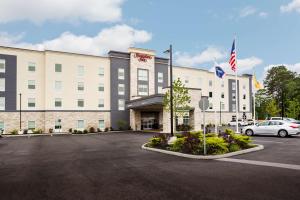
[141,112,159,130]
[54,119,62,133]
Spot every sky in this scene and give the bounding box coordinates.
[0,0,300,81]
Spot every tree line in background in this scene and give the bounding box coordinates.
[256,65,300,120]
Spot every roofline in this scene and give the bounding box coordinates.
[0,45,109,59]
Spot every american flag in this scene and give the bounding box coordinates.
[229,40,236,72]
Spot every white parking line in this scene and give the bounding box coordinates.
[217,158,300,171]
[253,140,283,144]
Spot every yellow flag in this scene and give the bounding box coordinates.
[253,75,262,89]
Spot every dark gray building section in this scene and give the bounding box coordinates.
[108,51,130,130]
[155,57,169,93]
[0,54,17,111]
[228,79,240,113]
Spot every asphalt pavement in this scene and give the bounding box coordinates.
[0,132,299,200]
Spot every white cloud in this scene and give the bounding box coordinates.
[210,57,263,75]
[175,47,226,67]
[0,0,124,23]
[240,6,257,18]
[264,63,300,76]
[280,0,300,13]
[0,24,152,55]
[259,12,268,18]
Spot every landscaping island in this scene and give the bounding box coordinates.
[143,129,263,159]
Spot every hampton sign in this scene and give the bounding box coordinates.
[134,53,152,62]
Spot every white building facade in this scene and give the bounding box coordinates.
[0,46,253,133]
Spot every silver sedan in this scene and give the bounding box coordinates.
[242,120,300,137]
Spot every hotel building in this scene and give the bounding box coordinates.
[0,46,253,133]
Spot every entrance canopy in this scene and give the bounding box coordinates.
[126,94,164,111]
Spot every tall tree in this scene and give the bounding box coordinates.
[265,99,280,118]
[163,78,191,119]
[255,89,270,119]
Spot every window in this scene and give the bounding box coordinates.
[98,99,104,108]
[158,72,163,83]
[221,92,224,98]
[118,99,125,111]
[99,120,105,130]
[55,98,62,108]
[28,80,35,89]
[209,92,213,98]
[28,121,35,130]
[0,78,5,91]
[55,81,62,91]
[138,69,148,81]
[232,82,236,90]
[78,65,84,76]
[221,81,224,88]
[258,121,269,126]
[209,80,213,87]
[138,84,148,96]
[221,102,225,110]
[77,99,84,108]
[77,120,84,129]
[183,115,189,125]
[55,64,62,72]
[158,86,163,94]
[77,82,84,91]
[98,83,104,92]
[28,98,35,108]
[209,103,213,109]
[0,97,5,110]
[232,104,236,112]
[0,121,4,131]
[99,67,104,76]
[28,62,36,72]
[0,59,5,73]
[118,68,125,80]
[243,104,246,110]
[243,94,246,99]
[118,84,125,95]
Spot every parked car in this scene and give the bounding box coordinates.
[269,117,295,121]
[246,119,254,125]
[228,119,247,126]
[242,120,300,137]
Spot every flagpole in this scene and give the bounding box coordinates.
[213,61,217,134]
[253,68,256,125]
[235,37,239,133]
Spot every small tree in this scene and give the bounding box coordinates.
[265,98,280,118]
[287,100,300,119]
[163,78,191,127]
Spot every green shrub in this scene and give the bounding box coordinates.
[117,120,127,130]
[105,127,109,132]
[83,129,88,134]
[171,133,202,155]
[206,133,218,137]
[206,137,229,155]
[148,134,168,148]
[97,128,102,132]
[229,143,240,152]
[10,129,18,135]
[110,127,114,131]
[175,133,184,138]
[189,131,203,138]
[49,128,53,133]
[33,129,43,134]
[73,129,78,134]
[170,137,185,152]
[176,124,192,131]
[77,130,83,134]
[69,128,73,133]
[232,134,252,149]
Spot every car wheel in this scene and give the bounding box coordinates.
[278,130,288,138]
[245,129,254,136]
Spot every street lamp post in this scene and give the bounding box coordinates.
[164,45,174,136]
[19,93,22,131]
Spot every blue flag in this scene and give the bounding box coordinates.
[215,66,225,79]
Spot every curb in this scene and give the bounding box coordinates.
[1,133,71,137]
[141,143,264,160]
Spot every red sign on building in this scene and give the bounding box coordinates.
[134,53,152,62]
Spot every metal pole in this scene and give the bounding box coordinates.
[281,90,284,120]
[203,100,206,155]
[19,93,22,130]
[170,44,174,136]
[220,101,222,125]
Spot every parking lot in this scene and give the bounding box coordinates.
[0,132,299,200]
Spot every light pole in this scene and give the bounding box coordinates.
[164,45,174,136]
[19,93,22,131]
